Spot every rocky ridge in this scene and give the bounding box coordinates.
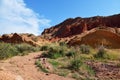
[42,14,120,48]
[0,33,49,46]
[42,14,120,38]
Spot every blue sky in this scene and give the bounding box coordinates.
[24,0,120,26]
[0,0,120,35]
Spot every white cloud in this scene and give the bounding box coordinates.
[0,0,51,35]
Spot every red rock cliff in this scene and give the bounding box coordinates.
[42,14,120,38]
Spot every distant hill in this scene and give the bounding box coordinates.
[42,14,120,48]
[1,14,120,48]
[42,14,120,38]
[0,33,49,46]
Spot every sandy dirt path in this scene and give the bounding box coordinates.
[0,52,74,80]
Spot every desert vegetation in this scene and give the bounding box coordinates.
[0,42,40,60]
[0,41,120,80]
[34,42,120,80]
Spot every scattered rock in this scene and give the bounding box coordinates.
[86,61,120,79]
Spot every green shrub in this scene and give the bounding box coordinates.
[15,43,37,55]
[80,44,90,54]
[72,73,80,80]
[59,42,67,46]
[94,46,108,59]
[117,63,120,68]
[66,51,76,58]
[35,60,48,73]
[48,52,62,59]
[70,59,83,71]
[0,42,18,60]
[0,42,40,60]
[42,45,66,59]
[85,65,95,76]
[40,45,49,51]
[47,47,62,59]
[58,70,69,77]
[49,60,60,67]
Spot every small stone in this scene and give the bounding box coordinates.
[45,73,49,76]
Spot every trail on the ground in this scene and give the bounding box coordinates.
[0,52,74,80]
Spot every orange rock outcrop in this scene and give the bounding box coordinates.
[42,14,120,38]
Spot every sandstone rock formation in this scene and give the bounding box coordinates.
[0,33,37,46]
[68,29,120,48]
[41,14,120,48]
[0,33,49,46]
[42,14,120,38]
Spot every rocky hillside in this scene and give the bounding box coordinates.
[41,14,120,48]
[0,33,49,46]
[42,14,120,38]
[1,14,120,48]
[68,29,120,48]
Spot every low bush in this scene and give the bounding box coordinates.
[15,43,38,56]
[66,51,76,58]
[72,73,80,80]
[84,64,95,76]
[57,70,69,77]
[59,42,67,46]
[0,42,18,60]
[70,59,83,71]
[47,52,62,59]
[94,46,108,59]
[46,47,63,59]
[35,60,49,73]
[80,44,90,54]
[49,60,60,67]
[41,43,67,59]
[40,45,49,51]
[0,42,40,60]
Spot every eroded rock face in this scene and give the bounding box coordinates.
[0,33,37,46]
[0,33,50,46]
[68,29,120,48]
[42,14,120,38]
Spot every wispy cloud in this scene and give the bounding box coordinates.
[0,0,51,35]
